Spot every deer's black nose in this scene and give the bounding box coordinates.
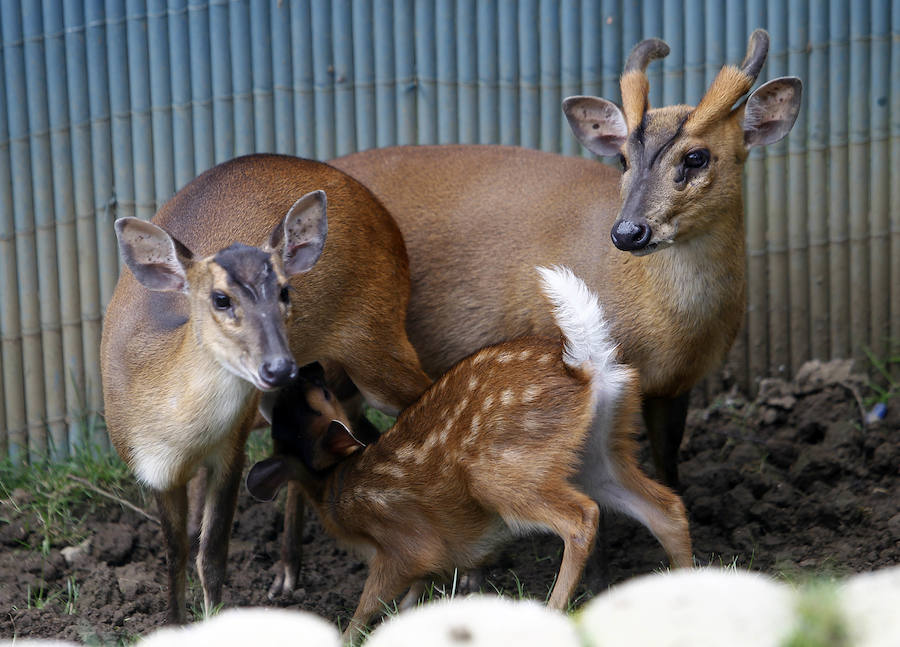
[259,357,298,388]
[611,219,652,251]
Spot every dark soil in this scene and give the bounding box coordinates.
[2,360,898,643]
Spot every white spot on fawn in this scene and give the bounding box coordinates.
[523,385,541,402]
[500,388,515,406]
[453,396,470,418]
[394,444,416,463]
[372,462,406,480]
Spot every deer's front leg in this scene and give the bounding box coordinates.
[268,481,305,599]
[156,485,189,624]
[642,390,691,490]
[196,441,247,616]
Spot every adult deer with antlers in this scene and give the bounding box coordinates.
[332,29,801,488]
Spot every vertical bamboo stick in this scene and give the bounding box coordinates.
[415,0,437,145]
[23,1,64,461]
[477,0,499,145]
[559,0,579,157]
[148,0,175,204]
[599,0,620,165]
[373,0,395,149]
[683,0,704,105]
[0,20,26,463]
[518,0,539,149]
[291,0,315,157]
[209,0,232,164]
[661,0,683,106]
[126,0,156,221]
[807,0,830,362]
[332,0,356,156]
[250,0,274,152]
[436,0,458,144]
[787,0,809,376]
[745,0,768,384]
[498,0,518,146]
[231,0,254,157]
[620,1,640,70]
[63,0,103,444]
[353,0,376,152]
[538,0,559,152]
[170,0,197,185]
[726,2,748,85]
[457,0,477,144]
[272,0,294,155]
[189,0,214,171]
[642,0,663,109]
[867,0,890,365]
[394,0,416,146]
[5,2,43,462]
[43,0,83,459]
[828,0,850,359]
[704,0,725,89]
[311,0,335,158]
[765,2,790,377]
[847,0,870,365]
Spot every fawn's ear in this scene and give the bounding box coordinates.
[322,420,366,458]
[246,457,295,501]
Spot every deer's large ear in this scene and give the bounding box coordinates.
[246,457,295,501]
[563,96,628,156]
[741,77,802,149]
[115,218,193,293]
[322,420,365,458]
[267,190,328,276]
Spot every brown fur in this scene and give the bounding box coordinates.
[100,154,432,623]
[253,340,692,639]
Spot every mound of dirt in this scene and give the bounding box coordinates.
[1,360,897,642]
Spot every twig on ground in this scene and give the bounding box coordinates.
[68,475,160,525]
[837,381,868,427]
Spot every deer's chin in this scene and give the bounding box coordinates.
[630,238,675,257]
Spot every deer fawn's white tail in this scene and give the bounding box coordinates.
[536,265,631,410]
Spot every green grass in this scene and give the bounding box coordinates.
[364,407,397,433]
[862,345,900,407]
[0,442,143,555]
[782,581,850,647]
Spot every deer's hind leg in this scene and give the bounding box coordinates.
[579,408,692,569]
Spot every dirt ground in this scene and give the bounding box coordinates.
[2,360,898,644]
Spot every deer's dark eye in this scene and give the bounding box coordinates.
[279,286,291,304]
[212,291,231,310]
[618,153,628,172]
[684,149,710,169]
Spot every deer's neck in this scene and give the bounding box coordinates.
[644,225,745,323]
[610,209,746,397]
